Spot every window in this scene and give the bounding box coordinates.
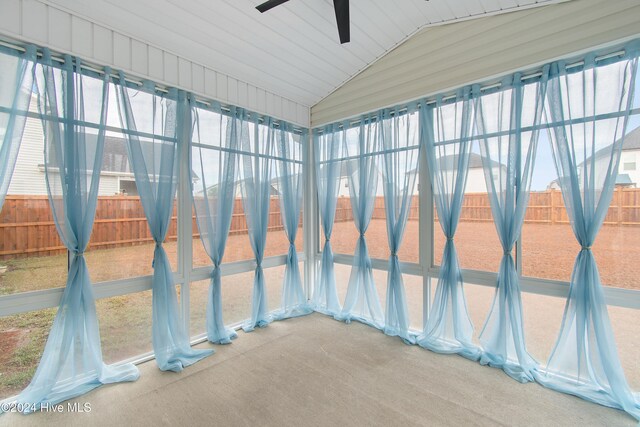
[0,51,180,398]
[85,82,178,283]
[0,68,180,294]
[522,134,580,283]
[189,264,298,338]
[432,148,503,272]
[456,278,640,390]
[623,161,636,171]
[331,112,420,264]
[265,125,305,260]
[0,112,67,295]
[429,94,502,273]
[523,124,640,288]
[0,289,155,400]
[191,108,303,268]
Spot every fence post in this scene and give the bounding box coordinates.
[618,187,623,225]
[550,189,555,225]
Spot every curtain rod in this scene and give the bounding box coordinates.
[317,48,627,133]
[0,39,306,135]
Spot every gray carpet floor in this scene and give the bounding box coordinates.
[0,313,635,426]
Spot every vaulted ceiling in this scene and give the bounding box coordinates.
[45,0,566,107]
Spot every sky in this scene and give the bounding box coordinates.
[529,71,640,191]
[16,54,640,193]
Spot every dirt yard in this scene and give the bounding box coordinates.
[331,219,640,290]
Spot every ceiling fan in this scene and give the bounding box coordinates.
[255,0,350,44]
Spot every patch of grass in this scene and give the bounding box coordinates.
[0,254,68,296]
[1,367,37,390]
[0,308,54,399]
[11,325,50,368]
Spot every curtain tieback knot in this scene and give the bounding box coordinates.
[446,236,454,242]
[504,249,512,255]
[151,242,162,269]
[390,250,397,257]
[74,251,84,257]
[581,245,592,250]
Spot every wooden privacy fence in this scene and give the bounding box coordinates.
[334,187,640,225]
[0,195,286,260]
[452,188,640,225]
[2,188,640,260]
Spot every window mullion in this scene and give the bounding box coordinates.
[178,97,192,336]
[303,128,317,300]
[419,108,434,327]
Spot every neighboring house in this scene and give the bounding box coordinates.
[465,157,490,193]
[318,159,385,198]
[8,95,138,197]
[337,159,357,198]
[617,125,640,186]
[438,152,506,194]
[547,173,635,190]
[317,154,499,197]
[546,179,560,190]
[195,178,279,199]
[314,159,358,198]
[546,125,640,190]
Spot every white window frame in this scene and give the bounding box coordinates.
[0,56,304,367]
[2,34,640,388]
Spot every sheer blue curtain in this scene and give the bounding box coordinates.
[0,46,36,210]
[273,124,312,320]
[336,117,384,329]
[418,89,480,360]
[240,113,276,332]
[191,102,241,344]
[380,106,420,343]
[312,124,343,315]
[535,47,640,419]
[473,70,548,382]
[16,52,139,412]
[116,78,212,371]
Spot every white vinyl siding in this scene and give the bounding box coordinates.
[7,97,129,197]
[311,0,640,126]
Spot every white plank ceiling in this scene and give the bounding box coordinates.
[40,0,565,107]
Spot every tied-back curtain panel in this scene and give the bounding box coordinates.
[272,124,312,320]
[116,77,212,372]
[240,112,276,332]
[418,89,480,360]
[336,117,384,329]
[535,45,640,419]
[16,51,139,412]
[0,46,36,211]
[380,106,420,344]
[312,124,343,315]
[472,69,549,383]
[191,101,241,344]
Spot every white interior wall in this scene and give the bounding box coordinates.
[0,0,310,127]
[311,0,640,127]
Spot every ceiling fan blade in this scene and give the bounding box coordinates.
[333,0,350,44]
[256,0,290,13]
